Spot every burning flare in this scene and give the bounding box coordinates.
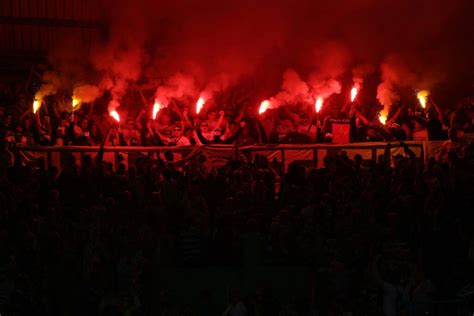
[110,110,120,122]
[315,97,324,113]
[259,100,271,115]
[417,90,430,109]
[351,86,358,102]
[33,99,41,114]
[196,97,205,114]
[152,101,161,119]
[72,98,80,110]
[378,113,387,125]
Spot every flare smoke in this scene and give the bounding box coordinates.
[40,0,473,113]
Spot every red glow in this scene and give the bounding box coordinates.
[110,110,120,122]
[351,86,358,102]
[259,100,271,115]
[315,97,323,113]
[152,101,161,119]
[196,96,205,114]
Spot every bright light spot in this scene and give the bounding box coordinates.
[33,99,41,114]
[315,97,324,113]
[351,86,358,102]
[72,98,80,110]
[417,90,430,109]
[259,100,271,115]
[152,101,161,119]
[196,97,205,114]
[110,110,120,122]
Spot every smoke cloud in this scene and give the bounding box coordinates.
[42,0,473,115]
[72,84,102,104]
[35,71,60,100]
[269,69,310,108]
[352,64,375,90]
[155,73,197,108]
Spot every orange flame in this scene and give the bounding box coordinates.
[417,90,429,109]
[196,97,205,114]
[351,86,358,102]
[72,98,80,110]
[110,110,120,122]
[259,100,271,115]
[378,113,387,125]
[33,99,41,114]
[315,97,324,113]
[152,101,161,119]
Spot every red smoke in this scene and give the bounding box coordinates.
[42,0,473,113]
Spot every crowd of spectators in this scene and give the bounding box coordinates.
[1,114,473,315]
[1,84,473,147]
[1,81,474,315]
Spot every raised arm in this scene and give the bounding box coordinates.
[135,109,146,130]
[429,96,447,128]
[400,141,416,159]
[94,127,113,173]
[355,110,371,126]
[256,119,268,143]
[281,106,300,125]
[223,121,245,144]
[20,107,33,120]
[386,106,402,126]
[211,111,226,133]
[182,108,194,129]
[170,102,184,121]
[50,99,60,120]
[117,128,128,146]
[195,127,210,145]
[341,101,352,115]
[139,89,147,105]
[235,106,246,123]
[147,124,166,146]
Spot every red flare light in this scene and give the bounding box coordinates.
[33,99,41,114]
[196,97,205,114]
[259,100,271,115]
[152,101,161,119]
[110,110,120,122]
[351,86,358,102]
[417,90,429,109]
[315,97,323,113]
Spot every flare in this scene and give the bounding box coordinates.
[259,100,271,115]
[351,86,358,102]
[33,99,41,114]
[110,110,120,122]
[152,101,161,119]
[72,98,80,110]
[196,96,205,114]
[417,90,430,109]
[315,97,323,113]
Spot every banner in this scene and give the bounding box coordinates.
[12,141,435,172]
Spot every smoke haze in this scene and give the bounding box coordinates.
[45,0,474,112]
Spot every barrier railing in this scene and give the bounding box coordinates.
[14,141,429,170]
